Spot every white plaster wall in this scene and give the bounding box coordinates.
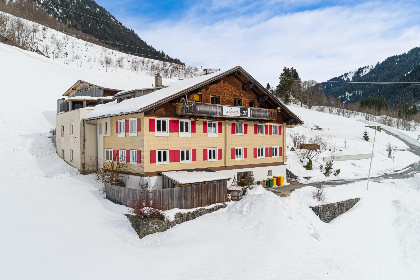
[216,165,287,186]
[84,123,97,172]
[97,117,111,168]
[125,175,162,190]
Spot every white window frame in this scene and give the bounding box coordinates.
[61,125,64,136]
[272,125,279,136]
[207,121,218,137]
[180,149,192,163]
[235,123,244,135]
[157,149,170,164]
[104,149,113,162]
[99,123,102,135]
[119,149,126,163]
[129,118,137,137]
[118,120,125,137]
[156,118,169,137]
[257,146,265,158]
[208,148,217,161]
[130,150,137,165]
[235,147,244,160]
[70,149,74,161]
[179,119,191,137]
[272,146,279,158]
[70,125,74,136]
[257,124,265,135]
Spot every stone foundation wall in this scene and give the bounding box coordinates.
[311,198,360,223]
[127,204,226,239]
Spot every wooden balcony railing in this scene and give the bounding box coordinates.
[175,102,277,120]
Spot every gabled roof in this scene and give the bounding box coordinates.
[83,66,303,124]
[62,80,122,97]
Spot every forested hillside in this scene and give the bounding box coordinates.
[323,47,420,106]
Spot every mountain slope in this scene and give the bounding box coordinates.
[323,47,420,106]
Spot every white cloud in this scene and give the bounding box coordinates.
[123,1,420,85]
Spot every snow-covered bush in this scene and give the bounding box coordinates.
[129,199,163,219]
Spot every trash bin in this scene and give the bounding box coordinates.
[280,176,285,186]
[269,178,274,188]
[276,176,281,186]
[273,177,277,187]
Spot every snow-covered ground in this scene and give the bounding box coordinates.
[287,105,420,183]
[1,40,420,279]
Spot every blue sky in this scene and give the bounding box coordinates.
[95,0,420,85]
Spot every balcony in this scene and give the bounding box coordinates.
[175,102,277,120]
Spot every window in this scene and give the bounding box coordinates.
[130,150,137,164]
[193,94,202,102]
[211,95,220,104]
[129,118,137,136]
[118,120,125,137]
[235,147,244,160]
[70,149,74,161]
[105,122,108,134]
[257,147,265,158]
[70,125,74,135]
[180,149,191,163]
[157,150,169,164]
[249,101,254,107]
[234,98,242,106]
[104,149,113,162]
[235,123,244,135]
[207,121,218,137]
[272,125,279,136]
[272,146,279,157]
[257,124,265,135]
[179,119,191,137]
[156,118,169,136]
[268,170,272,176]
[61,125,64,136]
[208,148,217,161]
[119,149,126,163]
[99,123,102,135]
[61,149,65,159]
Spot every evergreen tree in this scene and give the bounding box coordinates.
[276,67,300,104]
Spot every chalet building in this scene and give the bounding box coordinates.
[56,66,302,189]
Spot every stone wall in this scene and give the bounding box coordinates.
[311,198,360,223]
[127,204,226,239]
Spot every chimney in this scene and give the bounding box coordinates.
[155,73,162,88]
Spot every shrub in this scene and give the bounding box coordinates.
[323,161,333,177]
[333,169,340,176]
[129,199,163,219]
[304,158,313,170]
[312,186,326,202]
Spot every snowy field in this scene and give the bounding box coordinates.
[287,105,420,183]
[1,42,420,279]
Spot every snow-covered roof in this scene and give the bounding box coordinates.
[83,70,224,120]
[162,171,230,185]
[67,96,114,101]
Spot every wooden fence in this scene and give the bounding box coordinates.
[105,181,227,210]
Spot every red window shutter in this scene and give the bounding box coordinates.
[137,150,141,163]
[150,150,156,163]
[265,125,269,135]
[231,123,236,134]
[269,125,273,135]
[113,150,116,161]
[244,124,248,134]
[116,150,119,162]
[126,150,130,163]
[176,150,181,162]
[218,122,222,133]
[203,149,207,161]
[116,121,118,133]
[191,121,196,133]
[137,118,141,132]
[279,125,282,135]
[254,148,257,158]
[244,148,248,158]
[280,147,283,156]
[203,121,208,133]
[125,120,129,133]
[265,147,269,157]
[270,147,273,157]
[192,149,197,161]
[170,150,176,162]
[231,148,235,159]
[254,124,258,134]
[169,120,179,132]
[149,118,155,132]
[218,148,222,160]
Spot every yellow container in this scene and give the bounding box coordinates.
[273,177,277,187]
[280,176,285,186]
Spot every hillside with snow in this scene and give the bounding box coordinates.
[0,38,420,279]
